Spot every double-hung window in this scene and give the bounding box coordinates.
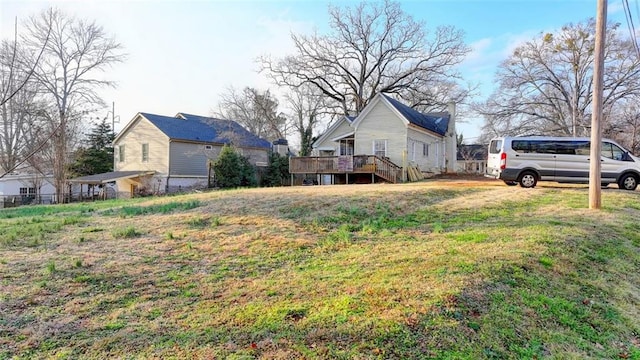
[374,139,387,158]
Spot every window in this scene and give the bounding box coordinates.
[339,139,354,156]
[19,187,36,195]
[374,139,387,158]
[141,143,149,162]
[489,140,503,154]
[118,145,125,162]
[204,145,213,150]
[602,142,625,161]
[423,143,429,157]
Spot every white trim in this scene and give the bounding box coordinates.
[113,113,144,144]
[351,94,383,130]
[113,113,172,146]
[351,93,411,130]
[330,131,355,142]
[312,116,353,149]
[407,123,445,139]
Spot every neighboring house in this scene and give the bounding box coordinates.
[290,93,457,184]
[457,144,488,174]
[99,112,270,197]
[0,172,56,207]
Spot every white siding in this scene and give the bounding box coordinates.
[406,127,445,172]
[114,117,169,173]
[354,100,407,166]
[313,119,353,155]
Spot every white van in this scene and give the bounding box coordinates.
[485,136,640,190]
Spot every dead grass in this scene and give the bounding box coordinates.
[0,181,638,359]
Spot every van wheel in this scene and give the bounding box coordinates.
[518,171,538,188]
[618,174,638,191]
[504,181,517,186]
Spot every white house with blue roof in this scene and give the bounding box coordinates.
[111,112,271,196]
[293,93,456,184]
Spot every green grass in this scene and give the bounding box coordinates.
[111,225,142,238]
[0,184,638,359]
[105,200,202,217]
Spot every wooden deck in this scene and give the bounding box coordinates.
[289,155,402,183]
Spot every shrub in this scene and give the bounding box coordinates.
[261,151,289,187]
[213,145,257,188]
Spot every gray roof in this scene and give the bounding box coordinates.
[139,112,271,149]
[68,171,155,184]
[382,94,450,136]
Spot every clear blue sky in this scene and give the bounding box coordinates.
[0,0,628,144]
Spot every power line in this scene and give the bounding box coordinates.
[623,0,640,59]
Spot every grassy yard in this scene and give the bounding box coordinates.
[0,180,639,359]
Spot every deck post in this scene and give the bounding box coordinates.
[290,173,293,186]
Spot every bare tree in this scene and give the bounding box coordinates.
[607,99,640,155]
[0,15,51,179]
[285,84,328,156]
[0,16,50,108]
[21,8,124,202]
[215,86,288,142]
[259,0,470,117]
[0,41,42,172]
[478,19,640,139]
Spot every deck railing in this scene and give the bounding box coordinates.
[289,155,401,183]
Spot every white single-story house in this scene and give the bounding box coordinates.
[290,93,457,184]
[0,172,56,207]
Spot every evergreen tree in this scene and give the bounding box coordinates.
[69,119,115,176]
[213,145,257,188]
[261,151,289,186]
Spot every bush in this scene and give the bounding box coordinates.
[261,151,289,187]
[213,145,257,188]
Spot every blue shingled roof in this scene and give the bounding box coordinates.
[381,94,449,136]
[139,112,271,149]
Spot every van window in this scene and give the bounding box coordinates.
[511,140,531,153]
[512,140,557,154]
[602,142,625,160]
[489,140,502,154]
[512,140,591,155]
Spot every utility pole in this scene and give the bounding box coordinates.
[106,101,120,135]
[589,0,606,209]
[111,101,116,132]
